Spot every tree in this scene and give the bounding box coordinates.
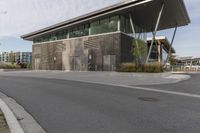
[132,39,147,66]
[8,51,15,64]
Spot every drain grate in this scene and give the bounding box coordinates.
[138,97,160,102]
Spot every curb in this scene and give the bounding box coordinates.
[164,74,191,83]
[0,99,24,133]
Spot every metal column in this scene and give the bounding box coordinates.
[117,16,121,31]
[165,26,178,65]
[129,14,136,37]
[146,3,165,64]
[129,14,140,61]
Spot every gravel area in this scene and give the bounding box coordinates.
[0,110,10,133]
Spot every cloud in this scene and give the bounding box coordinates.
[0,0,119,37]
[0,0,199,57]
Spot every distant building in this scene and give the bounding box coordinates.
[15,52,32,64]
[0,52,9,62]
[174,56,200,71]
[0,52,32,64]
[147,36,176,64]
[176,56,200,66]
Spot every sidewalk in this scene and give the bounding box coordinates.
[0,71,190,86]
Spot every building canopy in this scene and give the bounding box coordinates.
[22,0,190,40]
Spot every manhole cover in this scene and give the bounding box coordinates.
[138,97,160,102]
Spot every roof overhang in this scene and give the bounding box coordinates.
[21,0,190,41]
[147,36,176,53]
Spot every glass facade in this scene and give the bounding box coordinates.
[149,44,159,62]
[33,15,147,43]
[120,16,132,33]
[90,16,118,35]
[162,48,168,64]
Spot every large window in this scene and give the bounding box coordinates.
[162,48,168,64]
[120,16,132,33]
[90,21,101,35]
[69,24,90,38]
[120,15,147,41]
[149,44,159,62]
[33,15,147,44]
[90,16,119,35]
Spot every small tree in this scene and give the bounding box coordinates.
[8,51,15,64]
[132,39,147,66]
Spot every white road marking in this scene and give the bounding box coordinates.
[128,86,200,99]
[62,79,200,99]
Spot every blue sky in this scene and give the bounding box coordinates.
[0,0,199,57]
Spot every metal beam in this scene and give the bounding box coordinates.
[165,26,178,64]
[129,14,136,38]
[118,16,121,31]
[146,3,165,64]
[129,14,141,59]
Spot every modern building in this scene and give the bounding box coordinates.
[0,52,9,62]
[176,57,200,66]
[173,56,200,71]
[147,36,176,64]
[15,52,32,64]
[21,0,190,71]
[0,52,32,64]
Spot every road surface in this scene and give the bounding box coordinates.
[0,74,199,133]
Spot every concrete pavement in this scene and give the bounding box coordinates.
[0,71,190,85]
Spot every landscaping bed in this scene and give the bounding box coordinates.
[0,110,10,133]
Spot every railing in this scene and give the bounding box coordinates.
[171,65,200,72]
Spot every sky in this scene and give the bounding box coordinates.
[0,0,199,57]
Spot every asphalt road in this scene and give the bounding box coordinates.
[142,73,200,94]
[0,74,200,133]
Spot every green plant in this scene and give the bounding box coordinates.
[27,64,32,69]
[8,51,15,64]
[132,39,147,66]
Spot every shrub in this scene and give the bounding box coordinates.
[27,64,32,69]
[0,62,21,69]
[120,63,136,72]
[120,62,164,73]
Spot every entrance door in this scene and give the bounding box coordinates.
[34,58,40,70]
[103,55,116,71]
[70,56,81,71]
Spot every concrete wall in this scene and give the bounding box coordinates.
[32,32,134,71]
